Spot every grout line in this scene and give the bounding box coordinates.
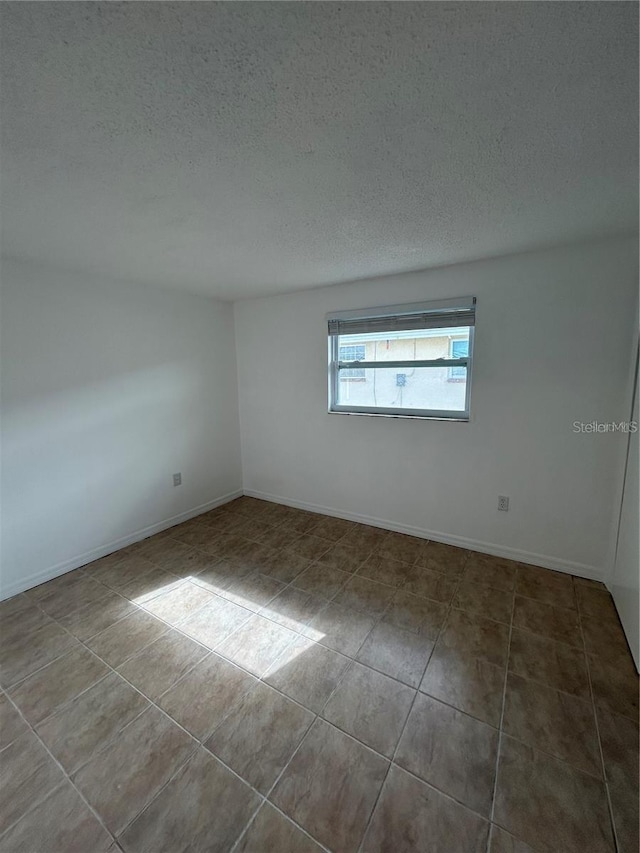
[575,596,622,853]
[486,574,516,850]
[7,609,273,846]
[0,691,120,847]
[355,553,471,853]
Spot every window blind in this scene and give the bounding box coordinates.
[327,297,475,337]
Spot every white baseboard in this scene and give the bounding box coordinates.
[0,489,242,601]
[244,488,605,582]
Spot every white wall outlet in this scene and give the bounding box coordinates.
[173,473,182,487]
[498,495,509,511]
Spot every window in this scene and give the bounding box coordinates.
[328,297,475,419]
[449,338,469,380]
[339,343,365,380]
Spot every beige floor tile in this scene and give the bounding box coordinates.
[284,534,332,562]
[609,779,639,853]
[362,764,489,853]
[383,590,448,638]
[2,600,55,645]
[488,825,537,852]
[377,531,425,565]
[0,616,79,688]
[316,541,369,573]
[509,628,590,698]
[0,729,65,833]
[515,565,576,609]
[454,579,513,625]
[216,613,298,677]
[0,592,40,617]
[117,630,208,701]
[58,590,138,639]
[150,542,220,579]
[36,671,149,772]
[119,748,261,853]
[232,542,282,574]
[219,572,286,612]
[413,541,468,576]
[258,550,313,583]
[339,524,387,552]
[397,693,499,816]
[304,601,377,656]
[597,709,639,852]
[8,645,110,725]
[137,538,195,573]
[86,610,169,667]
[31,574,109,619]
[158,653,256,740]
[597,706,639,789]
[264,635,350,712]
[0,780,113,853]
[73,706,196,835]
[512,595,582,648]
[235,803,325,853]
[141,581,215,625]
[292,563,351,598]
[574,582,619,621]
[463,555,518,591]
[356,553,414,587]
[309,516,354,543]
[403,566,458,603]
[205,681,314,793]
[259,586,326,632]
[164,518,212,546]
[356,621,433,687]
[228,518,274,543]
[91,555,158,590]
[271,719,388,853]
[420,644,505,727]
[581,614,633,667]
[0,691,29,748]
[256,524,304,550]
[174,523,229,550]
[502,672,600,776]
[118,568,185,604]
[333,575,396,617]
[177,596,253,649]
[588,654,639,720]
[493,736,614,852]
[438,608,510,668]
[189,558,249,593]
[323,662,415,757]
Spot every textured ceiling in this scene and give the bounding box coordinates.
[1,2,637,300]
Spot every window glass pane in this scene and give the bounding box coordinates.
[336,365,468,412]
[337,327,470,363]
[449,338,469,379]
[338,343,365,379]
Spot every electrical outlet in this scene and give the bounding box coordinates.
[498,495,509,511]
[173,473,182,487]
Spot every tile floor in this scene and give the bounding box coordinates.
[1,496,638,853]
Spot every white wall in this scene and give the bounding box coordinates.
[235,237,638,581]
[0,259,242,598]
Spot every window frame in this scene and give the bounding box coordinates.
[327,299,475,421]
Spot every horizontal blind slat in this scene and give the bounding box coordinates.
[328,306,475,336]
